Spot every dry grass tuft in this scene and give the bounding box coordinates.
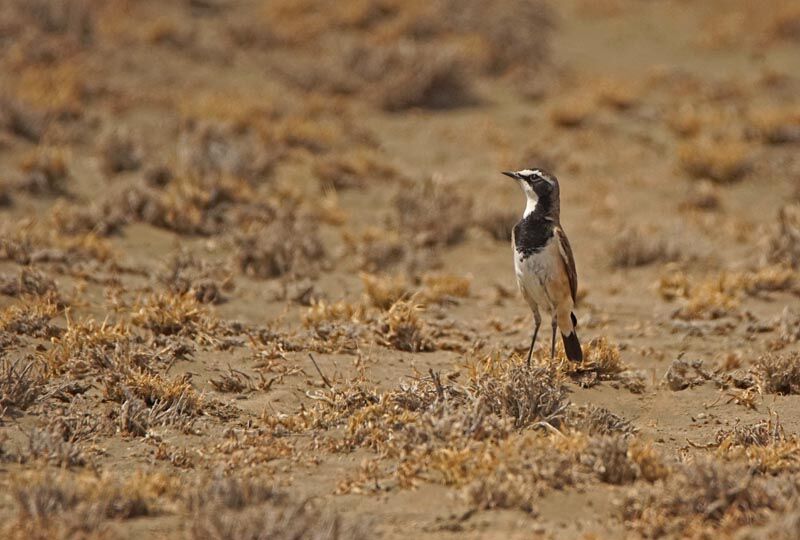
[186,474,368,540]
[581,337,627,377]
[17,147,70,195]
[1,358,47,415]
[236,218,326,280]
[376,300,434,352]
[664,358,713,391]
[393,175,473,247]
[361,272,409,310]
[0,293,62,338]
[313,149,398,190]
[678,139,753,183]
[476,206,518,242]
[569,404,637,437]
[752,352,800,395]
[132,292,217,339]
[609,227,681,268]
[24,427,86,467]
[765,203,800,269]
[99,129,141,175]
[343,228,406,272]
[470,361,568,429]
[748,105,800,144]
[421,273,471,304]
[0,267,57,297]
[620,458,796,538]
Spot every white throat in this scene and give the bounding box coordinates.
[523,193,539,217]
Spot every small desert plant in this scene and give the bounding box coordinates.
[609,227,681,268]
[678,139,752,183]
[765,203,800,269]
[752,352,800,395]
[375,300,434,352]
[99,129,141,175]
[393,175,473,247]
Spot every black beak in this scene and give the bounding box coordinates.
[501,171,519,180]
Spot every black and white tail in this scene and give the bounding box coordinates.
[562,312,582,362]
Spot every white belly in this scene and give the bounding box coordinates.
[514,242,560,313]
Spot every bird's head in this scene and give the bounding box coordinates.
[502,168,560,214]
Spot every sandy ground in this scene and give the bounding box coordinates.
[1,0,800,538]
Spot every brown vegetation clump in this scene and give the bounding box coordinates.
[0,293,62,338]
[751,352,800,395]
[421,273,471,304]
[620,458,796,538]
[470,361,568,429]
[748,105,800,144]
[609,227,681,268]
[0,267,57,297]
[343,228,406,272]
[765,203,800,269]
[186,475,369,540]
[99,129,142,175]
[3,470,164,540]
[375,300,434,352]
[313,149,398,190]
[677,139,753,183]
[476,206,518,242]
[1,358,47,415]
[236,217,326,280]
[17,147,70,195]
[360,272,409,310]
[394,176,474,247]
[132,292,217,339]
[569,404,637,437]
[664,358,712,391]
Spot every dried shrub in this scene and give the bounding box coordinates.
[361,272,408,310]
[664,358,712,391]
[620,459,796,538]
[356,40,475,111]
[748,105,800,144]
[313,148,398,190]
[24,427,86,467]
[421,273,471,304]
[0,268,57,297]
[609,227,681,268]
[161,251,232,305]
[16,0,94,44]
[569,404,637,437]
[375,300,434,352]
[343,228,406,272]
[715,417,786,448]
[765,203,800,269]
[582,337,627,377]
[104,369,202,419]
[678,139,753,183]
[1,358,47,415]
[393,176,474,247]
[99,129,141,175]
[186,475,368,540]
[236,218,326,280]
[0,293,62,338]
[549,94,594,128]
[776,307,800,345]
[476,206,518,241]
[752,352,800,395]
[470,361,567,429]
[132,292,217,339]
[17,147,70,195]
[116,395,199,437]
[680,179,721,212]
[4,470,162,540]
[177,121,276,181]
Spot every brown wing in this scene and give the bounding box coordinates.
[554,226,578,303]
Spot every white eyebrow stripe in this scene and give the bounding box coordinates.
[517,169,536,176]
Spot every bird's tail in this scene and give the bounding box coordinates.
[561,329,582,362]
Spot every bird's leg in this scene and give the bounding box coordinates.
[550,316,557,360]
[527,309,541,367]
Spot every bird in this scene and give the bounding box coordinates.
[502,168,583,365]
